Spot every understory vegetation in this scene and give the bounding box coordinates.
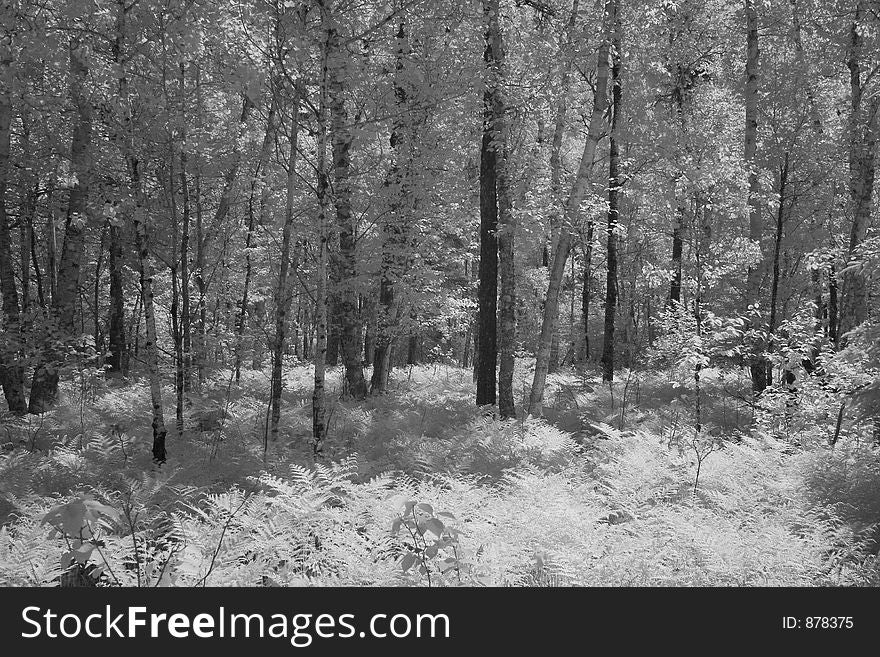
[2,363,878,587]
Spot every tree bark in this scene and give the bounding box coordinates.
[326,10,367,400]
[29,40,92,413]
[600,0,622,383]
[838,4,878,344]
[476,70,499,407]
[371,20,416,395]
[106,220,126,375]
[313,72,330,455]
[0,40,27,415]
[270,82,302,441]
[483,0,517,419]
[767,153,789,386]
[236,84,278,382]
[528,6,612,416]
[744,0,767,393]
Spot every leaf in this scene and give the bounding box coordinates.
[424,518,445,538]
[43,499,87,536]
[71,542,95,565]
[436,511,457,521]
[400,553,418,572]
[415,503,434,516]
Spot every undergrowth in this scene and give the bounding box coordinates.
[1,365,878,586]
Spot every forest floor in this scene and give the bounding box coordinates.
[1,362,879,586]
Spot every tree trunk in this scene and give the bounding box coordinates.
[29,41,92,413]
[744,0,767,393]
[838,5,877,344]
[270,81,302,441]
[111,1,166,461]
[326,12,367,401]
[766,153,789,385]
[106,222,126,375]
[600,1,622,383]
[236,86,278,382]
[313,73,330,455]
[580,230,593,361]
[528,7,612,416]
[0,41,27,415]
[669,205,683,305]
[371,20,416,395]
[178,64,191,397]
[483,0,517,419]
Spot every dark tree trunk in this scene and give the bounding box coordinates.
[106,222,126,375]
[838,6,877,344]
[483,0,517,419]
[0,42,27,415]
[476,67,499,408]
[327,19,367,401]
[580,230,593,361]
[766,153,789,386]
[600,0,622,384]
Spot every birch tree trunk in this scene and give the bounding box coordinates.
[326,5,367,400]
[744,0,768,393]
[528,6,612,416]
[270,83,301,441]
[29,40,92,413]
[371,20,412,395]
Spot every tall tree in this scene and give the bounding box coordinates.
[744,0,767,393]
[0,31,27,414]
[600,0,622,383]
[838,1,878,344]
[483,0,517,418]
[528,4,612,416]
[29,39,92,413]
[326,1,367,400]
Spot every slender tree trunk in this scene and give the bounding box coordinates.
[529,7,612,416]
[476,11,499,408]
[600,1,622,383]
[312,14,331,453]
[193,66,207,387]
[107,220,126,375]
[482,0,517,418]
[744,0,767,393]
[0,41,27,415]
[839,5,877,344]
[29,41,92,413]
[236,86,278,382]
[112,1,166,460]
[766,153,789,385]
[829,265,839,346]
[669,205,683,305]
[178,64,191,396]
[580,231,593,361]
[270,80,302,441]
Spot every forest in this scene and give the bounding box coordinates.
[0,0,878,588]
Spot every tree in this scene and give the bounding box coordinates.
[529,2,612,416]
